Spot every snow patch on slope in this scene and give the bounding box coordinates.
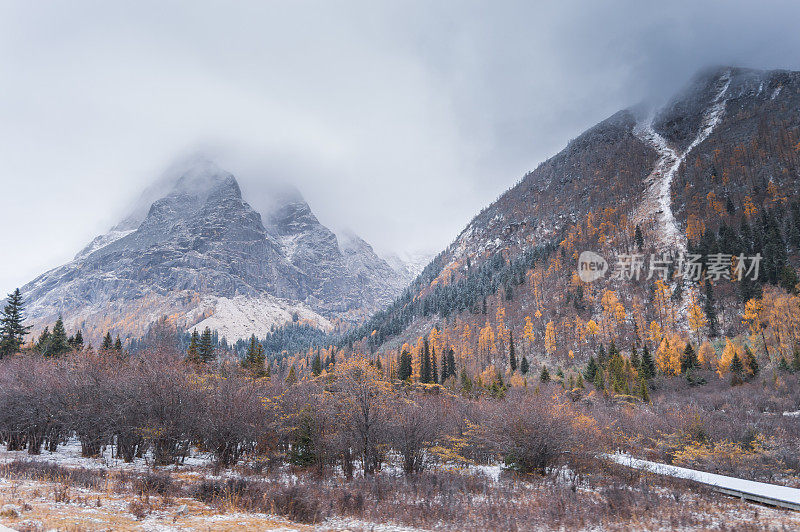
[634,69,731,254]
[192,294,332,341]
[74,229,135,261]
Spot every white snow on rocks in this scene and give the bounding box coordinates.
[634,68,731,255]
[74,229,136,261]
[192,294,333,341]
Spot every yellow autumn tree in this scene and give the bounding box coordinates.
[655,337,681,376]
[688,298,708,344]
[478,322,496,365]
[697,340,716,369]
[544,320,556,355]
[717,339,739,378]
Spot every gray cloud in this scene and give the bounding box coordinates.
[2,0,800,293]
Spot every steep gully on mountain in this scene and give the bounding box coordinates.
[632,69,731,325]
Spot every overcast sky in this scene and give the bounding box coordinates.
[2,0,800,294]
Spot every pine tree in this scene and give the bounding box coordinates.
[584,356,598,382]
[576,373,585,389]
[608,348,626,393]
[704,279,720,337]
[48,317,70,357]
[446,348,456,380]
[431,345,438,384]
[539,366,550,383]
[243,334,266,377]
[285,364,298,385]
[638,377,650,402]
[72,330,84,350]
[102,332,113,351]
[509,331,517,372]
[398,349,413,381]
[640,344,655,380]
[114,336,123,352]
[597,344,608,367]
[730,352,744,385]
[35,327,51,355]
[0,289,31,358]
[593,368,604,390]
[634,225,644,250]
[421,337,432,383]
[186,330,200,363]
[440,350,448,383]
[680,343,699,373]
[520,355,529,375]
[630,346,640,374]
[311,350,323,376]
[198,327,215,363]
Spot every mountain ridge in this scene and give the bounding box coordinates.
[20,161,413,342]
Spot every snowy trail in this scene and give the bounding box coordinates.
[609,453,800,511]
[634,69,731,255]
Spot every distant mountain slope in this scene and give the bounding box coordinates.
[21,160,409,342]
[344,67,800,369]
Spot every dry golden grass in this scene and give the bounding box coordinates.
[0,476,310,531]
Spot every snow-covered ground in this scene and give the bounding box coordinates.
[0,438,214,473]
[609,452,800,510]
[191,294,333,341]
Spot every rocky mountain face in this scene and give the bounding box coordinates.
[345,67,800,360]
[21,160,411,342]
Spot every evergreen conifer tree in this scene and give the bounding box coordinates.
[630,346,640,374]
[597,344,608,367]
[593,368,604,390]
[680,343,699,373]
[285,364,298,385]
[638,377,650,402]
[187,330,200,363]
[730,352,744,385]
[311,350,323,376]
[102,332,113,351]
[640,344,655,379]
[243,334,266,377]
[0,289,31,358]
[446,348,456,380]
[36,327,51,355]
[114,336,123,352]
[704,278,720,337]
[431,345,438,384]
[199,327,215,363]
[520,355,529,375]
[398,349,413,381]
[540,366,550,383]
[48,317,70,357]
[421,337,432,383]
[584,356,598,382]
[509,331,517,371]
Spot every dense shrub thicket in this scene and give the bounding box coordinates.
[0,350,601,476]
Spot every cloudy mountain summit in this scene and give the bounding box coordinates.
[20,159,410,342]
